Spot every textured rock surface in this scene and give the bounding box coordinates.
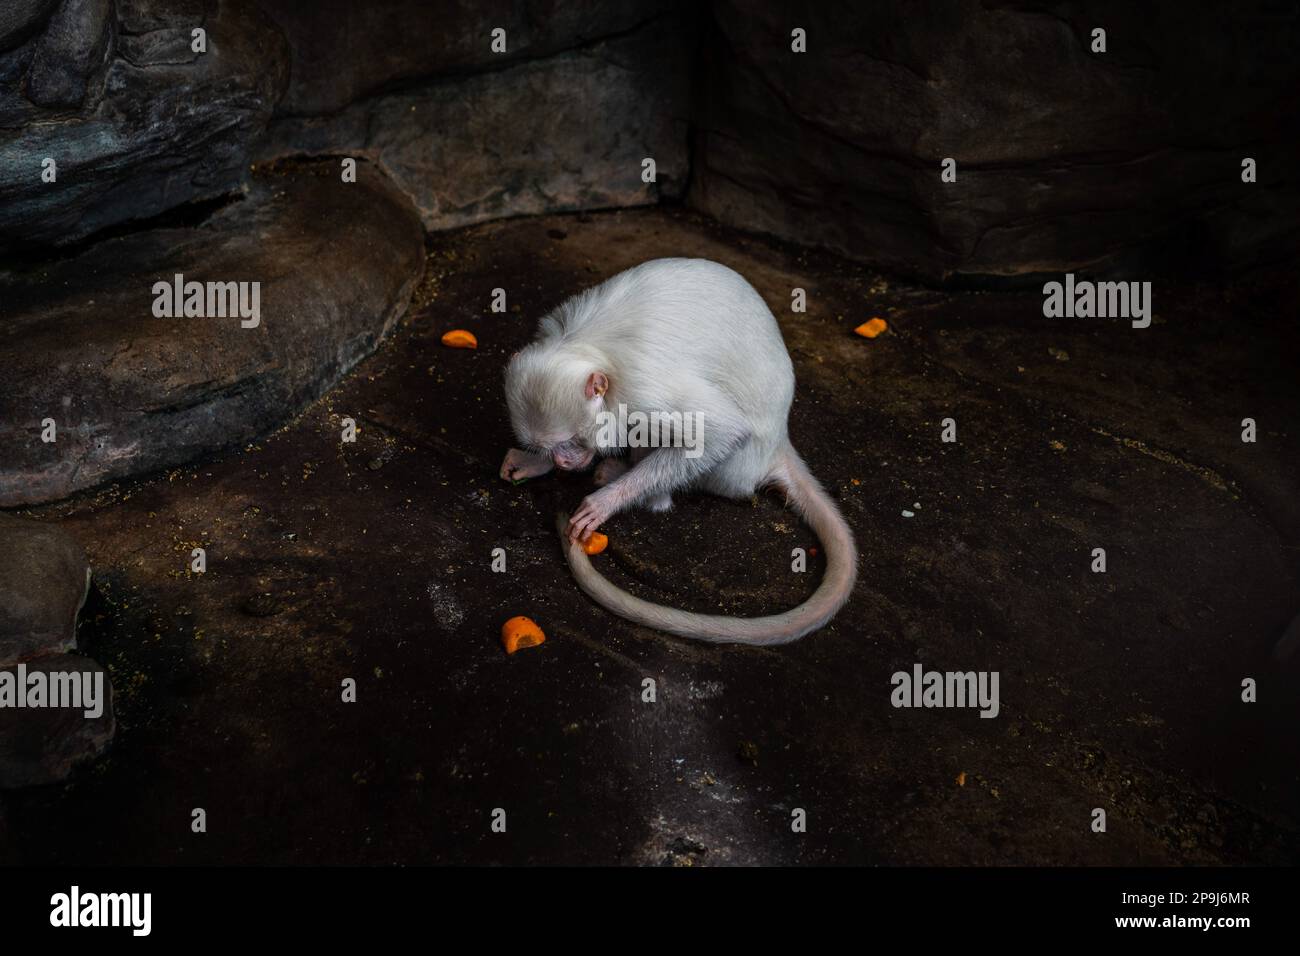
[257,9,692,230]
[691,0,1300,282]
[0,160,425,506]
[0,514,90,663]
[7,0,1295,281]
[24,0,114,108]
[255,0,678,116]
[0,654,114,789]
[0,0,289,251]
[0,0,59,52]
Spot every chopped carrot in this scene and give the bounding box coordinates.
[854,317,888,339]
[582,532,609,556]
[956,771,967,787]
[501,616,546,654]
[441,329,478,349]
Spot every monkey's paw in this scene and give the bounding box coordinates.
[500,447,553,483]
[567,492,613,543]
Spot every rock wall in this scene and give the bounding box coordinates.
[690,0,1300,282]
[0,515,112,789]
[0,161,425,507]
[0,0,289,252]
[253,0,694,230]
[5,1,1291,277]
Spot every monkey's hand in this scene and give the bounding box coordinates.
[500,447,554,483]
[567,489,616,543]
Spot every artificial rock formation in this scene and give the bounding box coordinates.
[255,0,693,230]
[0,1,62,52]
[255,0,681,116]
[0,0,288,251]
[0,160,425,506]
[0,516,110,790]
[690,0,1300,282]
[0,513,90,663]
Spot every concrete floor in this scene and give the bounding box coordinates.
[3,206,1298,865]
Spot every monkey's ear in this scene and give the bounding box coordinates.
[584,371,609,399]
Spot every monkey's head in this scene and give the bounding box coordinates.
[504,343,609,471]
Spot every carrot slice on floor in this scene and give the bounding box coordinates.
[582,532,609,555]
[441,329,478,349]
[501,616,546,654]
[854,317,888,339]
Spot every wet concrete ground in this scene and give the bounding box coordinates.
[2,207,1298,865]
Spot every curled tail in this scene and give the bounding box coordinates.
[558,444,858,645]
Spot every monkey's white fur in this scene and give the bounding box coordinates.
[502,258,858,645]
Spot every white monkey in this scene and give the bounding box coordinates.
[500,258,857,645]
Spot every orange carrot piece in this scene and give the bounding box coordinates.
[441,329,478,349]
[854,317,888,339]
[501,616,546,654]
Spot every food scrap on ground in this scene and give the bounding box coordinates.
[582,532,609,555]
[441,329,478,349]
[854,317,888,338]
[501,615,546,654]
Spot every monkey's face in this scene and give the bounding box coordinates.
[549,438,595,471]
[504,345,603,471]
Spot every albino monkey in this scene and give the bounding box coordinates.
[500,258,858,645]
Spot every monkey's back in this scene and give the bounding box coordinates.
[556,258,795,435]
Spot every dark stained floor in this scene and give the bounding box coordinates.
[2,206,1298,865]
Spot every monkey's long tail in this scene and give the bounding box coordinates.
[557,443,858,645]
